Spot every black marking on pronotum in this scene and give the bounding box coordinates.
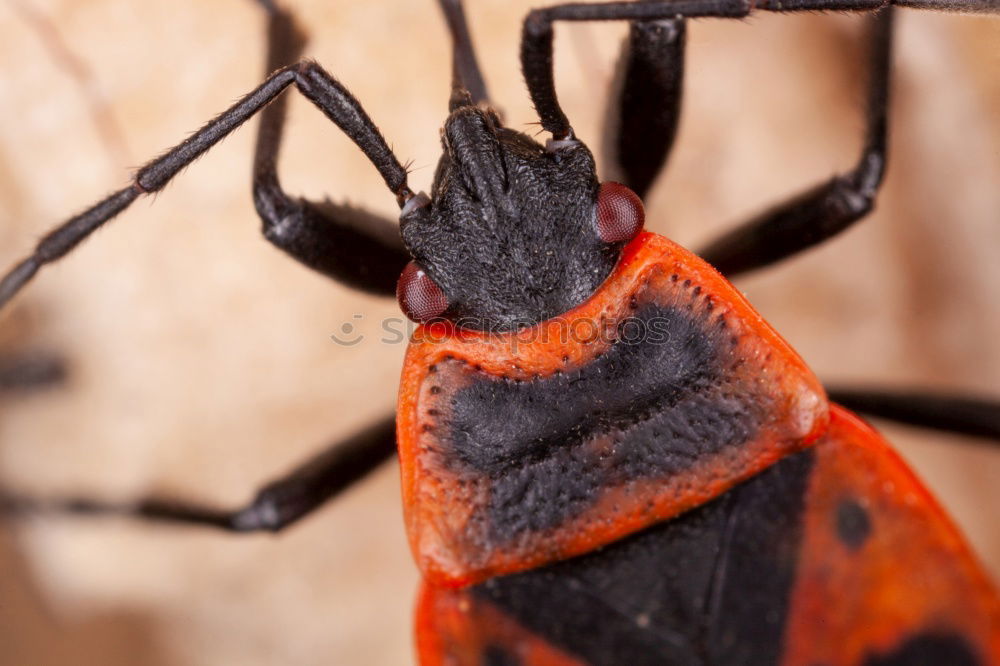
[437,303,766,539]
[471,448,816,666]
[448,305,718,471]
[863,632,982,666]
[835,497,872,551]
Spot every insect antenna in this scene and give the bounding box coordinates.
[438,0,491,108]
[0,2,413,311]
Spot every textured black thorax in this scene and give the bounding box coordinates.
[400,105,622,331]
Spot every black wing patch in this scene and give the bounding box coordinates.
[471,448,816,666]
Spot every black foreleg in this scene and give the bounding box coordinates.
[251,2,409,295]
[603,18,686,201]
[698,11,891,276]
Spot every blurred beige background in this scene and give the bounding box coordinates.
[0,1,998,664]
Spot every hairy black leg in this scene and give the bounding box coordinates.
[603,19,685,201]
[0,416,396,531]
[828,389,1000,442]
[438,0,491,107]
[251,2,409,295]
[0,352,66,394]
[698,12,890,276]
[521,0,997,143]
[0,26,415,310]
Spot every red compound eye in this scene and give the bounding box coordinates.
[596,182,644,243]
[397,261,449,323]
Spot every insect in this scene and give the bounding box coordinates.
[1,0,999,663]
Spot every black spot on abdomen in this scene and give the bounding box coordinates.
[835,498,872,551]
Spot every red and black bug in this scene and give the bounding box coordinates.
[0,0,998,663]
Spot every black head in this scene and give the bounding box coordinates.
[397,97,644,332]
